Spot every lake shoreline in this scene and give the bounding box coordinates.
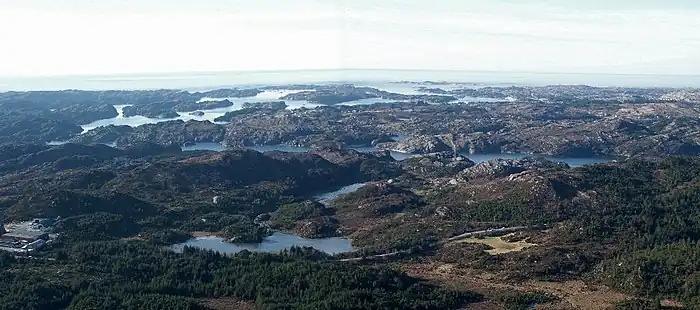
[170,182,368,255]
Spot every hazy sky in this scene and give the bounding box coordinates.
[1,0,699,76]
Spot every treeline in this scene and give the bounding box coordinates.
[0,241,479,310]
[549,158,700,305]
[600,242,700,306]
[572,158,700,247]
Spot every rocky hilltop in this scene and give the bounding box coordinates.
[2,85,700,160]
[376,135,455,154]
[458,157,569,181]
[280,84,456,104]
[76,99,700,158]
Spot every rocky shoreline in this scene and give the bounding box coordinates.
[79,99,700,158]
[1,84,700,159]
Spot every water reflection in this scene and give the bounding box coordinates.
[314,183,366,206]
[180,142,414,161]
[181,142,227,152]
[171,233,354,255]
[247,145,310,153]
[461,153,612,167]
[178,143,610,167]
[170,180,369,255]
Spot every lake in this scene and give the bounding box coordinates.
[170,182,366,255]
[462,153,613,167]
[180,142,612,167]
[171,233,354,255]
[314,183,367,206]
[181,142,415,161]
[47,139,611,167]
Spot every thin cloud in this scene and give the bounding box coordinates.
[0,0,699,76]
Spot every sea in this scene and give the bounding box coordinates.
[2,69,700,92]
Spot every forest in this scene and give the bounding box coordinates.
[0,242,477,310]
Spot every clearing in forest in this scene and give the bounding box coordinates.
[459,233,536,255]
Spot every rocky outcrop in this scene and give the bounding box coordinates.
[122,98,235,118]
[195,88,262,98]
[431,84,675,104]
[241,101,286,110]
[122,102,180,119]
[69,125,133,145]
[0,143,125,173]
[401,152,475,178]
[116,120,226,147]
[0,143,50,162]
[458,157,569,181]
[214,101,286,122]
[220,111,328,147]
[280,84,457,104]
[3,86,700,158]
[91,97,700,159]
[309,147,402,179]
[614,136,700,157]
[455,133,508,155]
[416,87,451,94]
[55,103,119,124]
[269,200,340,238]
[0,113,83,145]
[121,142,182,157]
[331,183,422,218]
[376,135,454,154]
[309,147,379,166]
[659,89,700,103]
[281,85,378,104]
[175,99,234,112]
[293,217,340,238]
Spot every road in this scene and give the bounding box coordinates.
[338,251,402,262]
[338,226,530,262]
[443,226,529,243]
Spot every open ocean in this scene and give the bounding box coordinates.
[2,69,700,91]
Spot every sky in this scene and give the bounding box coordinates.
[1,0,699,77]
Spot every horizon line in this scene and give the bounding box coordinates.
[2,68,700,80]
